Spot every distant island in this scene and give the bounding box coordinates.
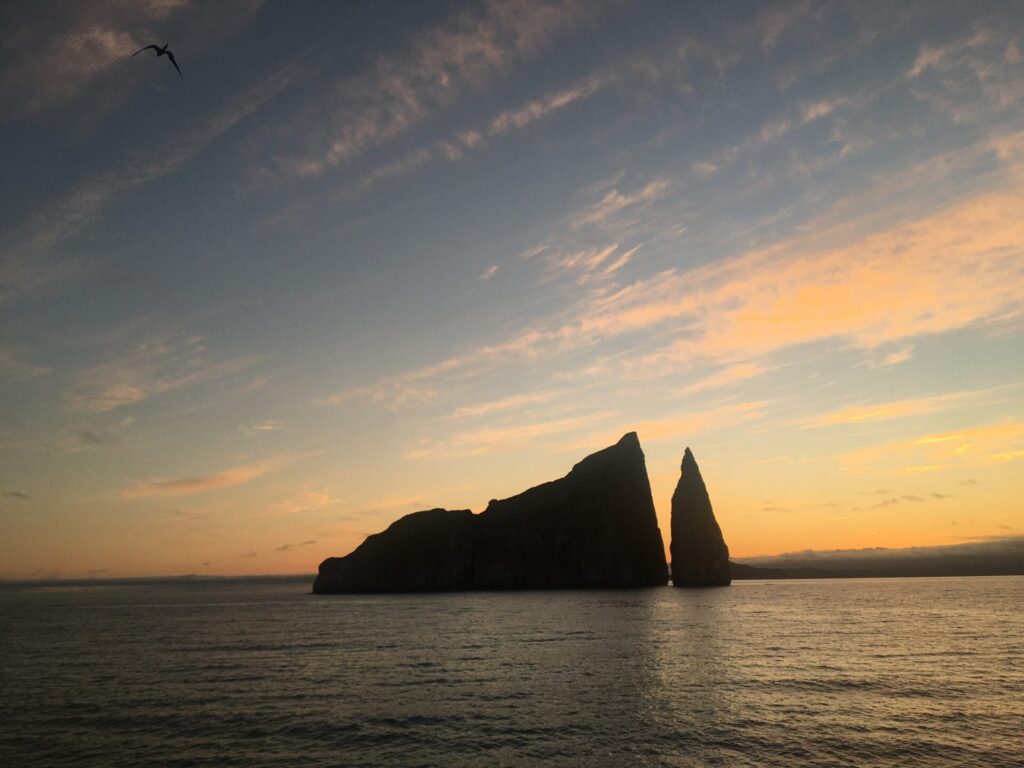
[729,536,1024,579]
[314,432,734,593]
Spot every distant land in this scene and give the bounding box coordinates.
[0,574,314,589]
[730,536,1024,579]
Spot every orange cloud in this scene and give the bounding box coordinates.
[317,157,1024,412]
[679,363,766,397]
[408,411,616,459]
[451,390,560,419]
[488,73,606,136]
[121,460,279,498]
[792,387,1013,429]
[562,401,767,453]
[837,420,1024,472]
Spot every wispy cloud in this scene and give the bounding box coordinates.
[753,0,817,52]
[0,0,186,120]
[1,44,305,304]
[871,493,953,509]
[408,411,616,459]
[275,0,600,179]
[71,335,261,413]
[679,363,766,397]
[451,390,561,419]
[792,387,1013,429]
[120,458,279,499]
[275,540,316,552]
[546,243,640,283]
[837,419,1024,473]
[0,347,49,383]
[57,415,135,453]
[317,155,1024,414]
[270,490,337,516]
[352,69,611,192]
[488,73,608,136]
[239,420,285,436]
[879,346,913,367]
[904,25,1024,125]
[2,489,31,500]
[562,401,767,454]
[570,179,670,229]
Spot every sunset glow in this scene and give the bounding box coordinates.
[1,1,1022,579]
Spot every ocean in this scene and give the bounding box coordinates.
[1,576,1021,767]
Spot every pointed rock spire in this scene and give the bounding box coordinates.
[670,447,731,586]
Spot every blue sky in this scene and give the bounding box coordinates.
[1,0,1022,578]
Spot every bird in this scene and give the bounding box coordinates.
[132,43,182,77]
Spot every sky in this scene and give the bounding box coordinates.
[1,0,1022,579]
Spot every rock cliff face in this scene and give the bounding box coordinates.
[314,432,668,593]
[670,447,731,587]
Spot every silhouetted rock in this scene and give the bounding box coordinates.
[314,432,668,593]
[670,448,731,587]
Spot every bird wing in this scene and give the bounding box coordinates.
[132,45,160,57]
[166,51,183,77]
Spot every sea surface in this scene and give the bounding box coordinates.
[1,576,1021,767]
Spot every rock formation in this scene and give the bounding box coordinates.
[670,447,731,587]
[314,432,668,593]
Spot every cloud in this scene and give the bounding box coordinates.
[753,0,817,52]
[320,174,1024,414]
[276,0,599,179]
[0,1,265,122]
[73,428,119,447]
[2,490,31,500]
[792,387,1011,429]
[1,43,305,304]
[679,363,766,397]
[837,419,1024,473]
[314,50,1024,416]
[71,335,261,413]
[571,179,670,229]
[120,459,276,499]
[239,420,285,436]
[904,25,1024,124]
[628,401,767,444]
[350,69,611,193]
[451,390,561,419]
[870,493,946,509]
[545,243,640,283]
[0,347,49,383]
[271,490,337,516]
[275,540,316,552]
[53,416,135,454]
[561,401,767,454]
[478,264,500,281]
[488,73,607,136]
[315,355,466,410]
[630,186,1024,361]
[408,411,617,459]
[0,1,182,120]
[879,346,913,366]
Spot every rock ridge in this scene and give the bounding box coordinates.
[313,432,668,593]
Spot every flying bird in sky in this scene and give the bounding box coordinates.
[132,43,182,77]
